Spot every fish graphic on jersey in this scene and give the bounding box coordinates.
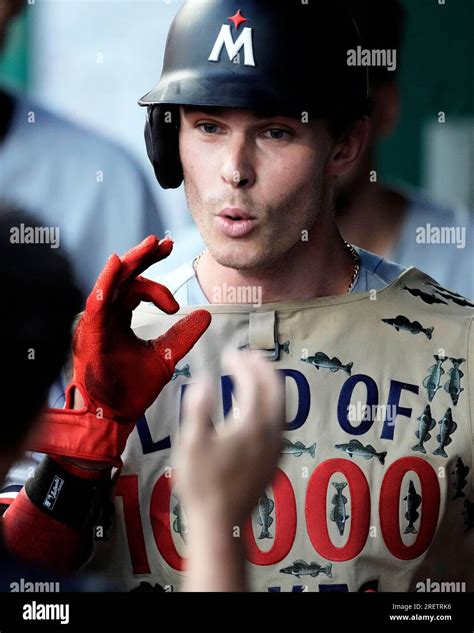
[172,499,188,543]
[444,358,464,406]
[330,482,350,536]
[382,315,434,340]
[451,458,470,500]
[256,492,274,540]
[281,438,316,458]
[430,287,474,308]
[171,364,191,381]
[280,560,333,579]
[335,439,387,465]
[402,286,448,305]
[433,408,458,458]
[426,281,467,300]
[301,352,353,375]
[404,480,422,534]
[411,404,436,454]
[423,355,446,402]
[447,295,474,308]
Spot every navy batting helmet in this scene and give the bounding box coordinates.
[139,0,369,189]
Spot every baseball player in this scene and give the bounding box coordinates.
[3,0,473,593]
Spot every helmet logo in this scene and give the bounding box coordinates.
[228,9,248,29]
[208,10,255,67]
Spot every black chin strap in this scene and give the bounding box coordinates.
[0,88,15,144]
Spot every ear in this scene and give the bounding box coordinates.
[325,116,370,178]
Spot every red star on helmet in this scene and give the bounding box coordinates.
[228,9,248,29]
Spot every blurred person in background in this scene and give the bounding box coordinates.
[0,0,167,505]
[335,0,473,298]
[0,0,165,295]
[0,203,86,589]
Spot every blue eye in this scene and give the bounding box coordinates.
[264,129,290,140]
[199,123,219,134]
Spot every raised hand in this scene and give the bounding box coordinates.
[28,236,211,466]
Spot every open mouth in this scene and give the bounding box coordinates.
[219,207,254,221]
[215,213,256,238]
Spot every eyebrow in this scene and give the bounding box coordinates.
[182,105,292,121]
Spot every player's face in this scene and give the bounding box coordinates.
[179,106,334,271]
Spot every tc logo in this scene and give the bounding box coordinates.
[208,10,255,67]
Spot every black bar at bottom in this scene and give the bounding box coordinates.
[0,592,471,633]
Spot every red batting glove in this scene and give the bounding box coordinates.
[27,236,211,466]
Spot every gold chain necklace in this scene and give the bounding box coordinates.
[345,240,361,293]
[192,241,360,294]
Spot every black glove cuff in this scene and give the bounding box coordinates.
[25,456,113,532]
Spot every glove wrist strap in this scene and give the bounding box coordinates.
[26,383,135,467]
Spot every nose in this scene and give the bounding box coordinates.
[221,134,256,189]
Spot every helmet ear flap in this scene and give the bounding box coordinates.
[144,105,183,189]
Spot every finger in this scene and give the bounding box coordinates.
[180,375,216,447]
[249,353,286,434]
[221,350,260,426]
[85,253,122,323]
[119,235,174,282]
[223,350,285,435]
[153,310,212,370]
[120,276,180,314]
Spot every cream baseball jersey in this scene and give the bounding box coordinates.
[81,258,474,593]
